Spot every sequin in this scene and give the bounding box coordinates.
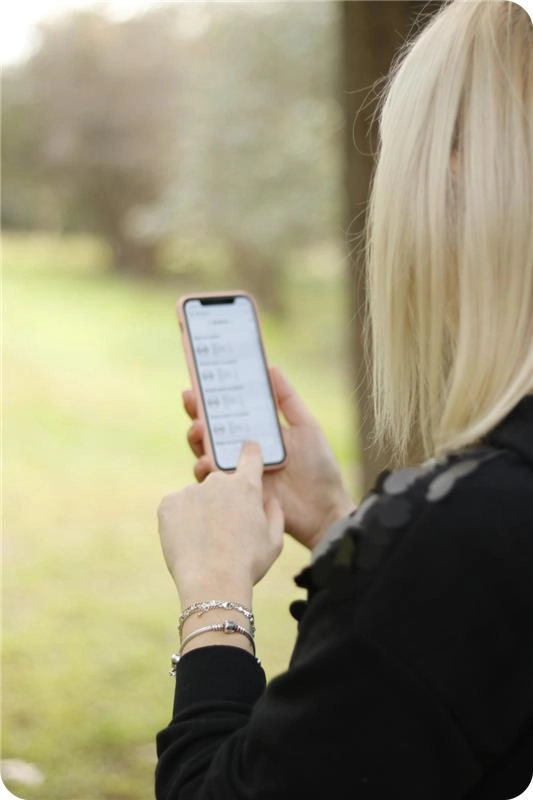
[383,467,421,495]
[426,458,480,501]
[376,495,413,528]
[312,516,352,563]
[352,493,379,528]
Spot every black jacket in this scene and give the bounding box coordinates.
[155,397,533,800]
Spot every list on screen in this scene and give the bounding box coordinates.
[184,297,286,470]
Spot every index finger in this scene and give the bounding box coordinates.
[235,440,264,487]
[182,388,198,420]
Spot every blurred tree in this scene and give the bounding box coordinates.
[171,2,342,314]
[2,3,342,304]
[341,0,443,494]
[10,7,182,275]
[2,66,46,229]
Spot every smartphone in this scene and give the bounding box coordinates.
[177,291,287,472]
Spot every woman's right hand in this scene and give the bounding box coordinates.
[182,366,356,551]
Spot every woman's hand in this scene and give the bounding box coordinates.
[183,366,356,552]
[157,442,284,608]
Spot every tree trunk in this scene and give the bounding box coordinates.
[340,1,441,496]
[109,234,160,277]
[229,239,287,318]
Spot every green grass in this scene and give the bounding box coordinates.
[2,233,360,800]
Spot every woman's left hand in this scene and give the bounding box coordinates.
[157,441,285,608]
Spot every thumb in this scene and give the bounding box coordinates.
[270,366,315,427]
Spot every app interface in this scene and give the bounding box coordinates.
[184,297,285,470]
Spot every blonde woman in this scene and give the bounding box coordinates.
[155,2,533,798]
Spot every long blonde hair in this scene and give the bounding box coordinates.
[366,0,533,464]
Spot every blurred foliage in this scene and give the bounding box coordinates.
[3,7,182,274]
[2,3,343,311]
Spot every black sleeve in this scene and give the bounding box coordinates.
[155,455,533,800]
[156,602,481,800]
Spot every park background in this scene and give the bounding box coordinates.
[2,2,441,798]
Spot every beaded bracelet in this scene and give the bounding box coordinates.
[169,619,256,676]
[178,600,255,638]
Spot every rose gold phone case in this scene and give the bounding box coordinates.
[176,291,286,472]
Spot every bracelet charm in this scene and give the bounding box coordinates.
[169,618,258,676]
[178,600,255,637]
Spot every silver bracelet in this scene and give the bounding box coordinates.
[169,619,256,677]
[178,600,255,638]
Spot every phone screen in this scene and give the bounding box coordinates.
[182,295,286,470]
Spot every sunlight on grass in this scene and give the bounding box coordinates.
[2,233,359,800]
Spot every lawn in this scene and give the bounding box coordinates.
[2,233,360,800]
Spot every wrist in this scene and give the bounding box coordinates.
[178,586,253,613]
[173,571,254,612]
[180,614,256,658]
[170,596,257,671]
